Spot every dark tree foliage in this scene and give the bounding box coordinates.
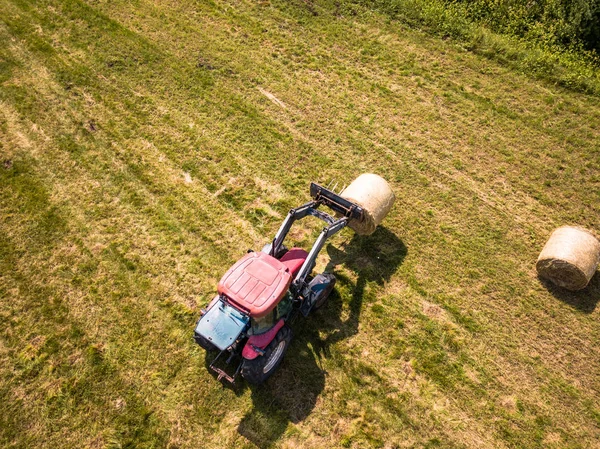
[452,0,600,52]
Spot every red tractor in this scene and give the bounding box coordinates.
[193,178,394,384]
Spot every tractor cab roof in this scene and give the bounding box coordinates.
[218,252,292,318]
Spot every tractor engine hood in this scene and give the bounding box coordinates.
[194,300,249,351]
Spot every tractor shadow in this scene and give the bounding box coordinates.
[236,226,407,447]
[538,272,600,313]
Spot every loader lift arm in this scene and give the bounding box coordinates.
[265,183,365,293]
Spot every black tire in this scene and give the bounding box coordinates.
[241,325,292,384]
[194,332,218,352]
[274,244,288,260]
[312,273,336,310]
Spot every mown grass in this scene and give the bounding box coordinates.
[347,0,600,95]
[1,0,599,448]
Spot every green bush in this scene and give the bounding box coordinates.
[451,0,600,52]
[347,0,600,94]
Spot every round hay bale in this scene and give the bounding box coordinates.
[536,226,600,291]
[340,173,395,235]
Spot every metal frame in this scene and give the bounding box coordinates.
[210,345,243,383]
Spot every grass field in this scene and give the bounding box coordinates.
[1,0,600,448]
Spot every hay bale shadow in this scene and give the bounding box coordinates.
[538,271,600,313]
[326,225,407,284]
[317,225,407,348]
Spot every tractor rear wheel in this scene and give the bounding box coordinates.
[241,325,292,384]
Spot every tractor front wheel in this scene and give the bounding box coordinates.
[194,333,218,352]
[312,273,336,310]
[241,325,292,384]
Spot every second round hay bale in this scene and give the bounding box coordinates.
[536,226,600,291]
[340,173,395,235]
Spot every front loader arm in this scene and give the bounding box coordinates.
[292,217,348,292]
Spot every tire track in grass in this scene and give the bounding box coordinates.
[81,0,599,232]
[0,161,176,448]
[0,110,251,448]
[1,2,271,251]
[0,28,257,444]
